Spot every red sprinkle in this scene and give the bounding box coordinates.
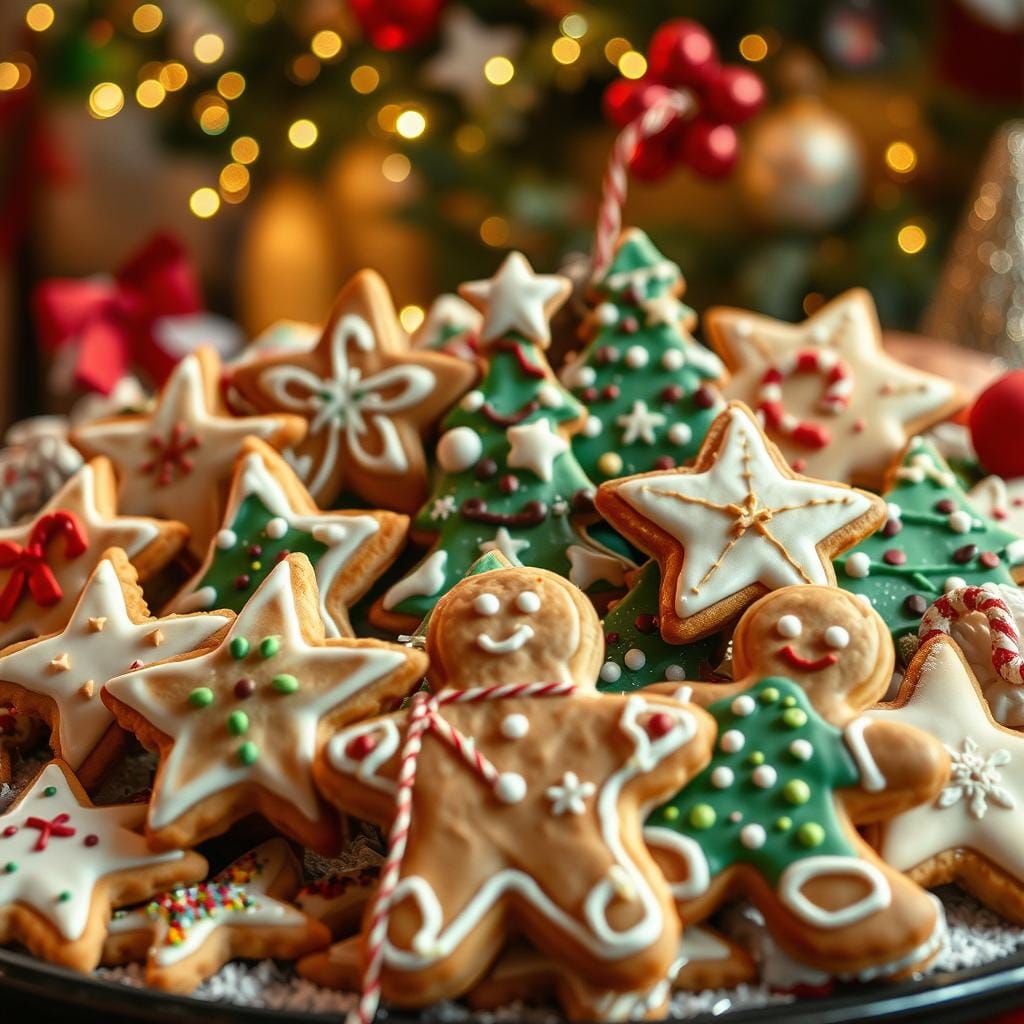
[346,733,377,761]
[980,551,1001,569]
[646,712,676,738]
[883,549,907,566]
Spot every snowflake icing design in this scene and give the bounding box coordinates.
[430,496,457,521]
[937,737,1016,820]
[545,771,596,816]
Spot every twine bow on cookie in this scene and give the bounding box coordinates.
[0,510,88,621]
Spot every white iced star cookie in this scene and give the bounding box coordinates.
[0,761,205,972]
[870,634,1024,924]
[595,402,886,642]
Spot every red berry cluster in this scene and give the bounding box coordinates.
[602,19,765,181]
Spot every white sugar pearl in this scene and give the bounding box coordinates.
[740,824,766,849]
[516,591,541,614]
[473,593,500,616]
[661,349,685,371]
[777,614,802,639]
[720,729,744,753]
[731,695,756,717]
[711,766,734,789]
[216,529,237,550]
[789,739,813,761]
[595,303,617,325]
[500,714,530,740]
[664,664,685,681]
[667,423,692,446]
[495,772,527,804]
[844,552,871,579]
[625,345,649,369]
[600,662,622,684]
[575,366,597,388]
[887,502,903,521]
[752,765,777,789]
[944,576,967,593]
[948,510,973,534]
[824,625,849,649]
[538,384,561,408]
[461,389,484,412]
[437,427,482,473]
[265,517,288,540]
[583,416,602,438]
[624,648,646,671]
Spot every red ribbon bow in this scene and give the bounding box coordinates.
[0,510,88,621]
[33,233,203,395]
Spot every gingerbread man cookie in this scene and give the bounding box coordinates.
[705,289,965,489]
[103,838,329,992]
[0,548,232,789]
[315,564,715,1018]
[230,270,478,512]
[595,402,886,643]
[71,346,307,560]
[0,761,206,972]
[102,553,428,853]
[644,585,949,981]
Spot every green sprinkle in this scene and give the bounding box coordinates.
[797,822,825,848]
[230,637,250,660]
[747,751,765,766]
[781,695,797,708]
[271,673,299,694]
[661,805,680,823]
[688,803,716,829]
[42,786,57,797]
[775,816,792,832]
[783,779,811,805]
[188,687,214,708]
[227,710,249,736]
[782,708,808,729]
[237,741,259,765]
[57,891,71,903]
[759,687,780,704]
[4,862,16,874]
[259,636,280,659]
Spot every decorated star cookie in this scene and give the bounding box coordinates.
[316,564,715,1016]
[705,289,965,489]
[411,292,482,361]
[295,864,380,938]
[229,270,477,512]
[102,838,329,993]
[595,402,886,643]
[562,228,726,483]
[71,346,306,560]
[0,458,187,650]
[644,585,948,981]
[372,252,629,632]
[0,549,232,789]
[167,437,407,638]
[835,437,1024,645]
[0,761,206,971]
[869,635,1024,924]
[102,553,428,853]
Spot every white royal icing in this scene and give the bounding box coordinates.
[843,717,887,793]
[505,419,569,483]
[779,855,891,929]
[382,551,448,611]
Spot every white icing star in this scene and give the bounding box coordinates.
[642,294,689,329]
[871,638,1024,881]
[411,294,482,352]
[478,527,530,564]
[429,495,458,521]
[545,770,596,816]
[459,252,570,348]
[506,418,569,482]
[616,401,666,446]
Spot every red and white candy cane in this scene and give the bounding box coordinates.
[591,91,696,280]
[352,682,578,1024]
[920,585,1024,688]
[756,349,853,450]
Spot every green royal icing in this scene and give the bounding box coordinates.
[651,677,860,885]
[835,438,1024,643]
[569,229,724,482]
[192,494,327,613]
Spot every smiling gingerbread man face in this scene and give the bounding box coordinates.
[731,585,893,722]
[427,568,603,691]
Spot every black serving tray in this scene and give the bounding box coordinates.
[1,945,1023,1024]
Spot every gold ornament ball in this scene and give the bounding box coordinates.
[739,97,864,231]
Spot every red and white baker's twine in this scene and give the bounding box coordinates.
[920,585,1024,687]
[591,91,696,280]
[352,682,578,1024]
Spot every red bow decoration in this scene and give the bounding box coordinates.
[33,233,204,395]
[0,510,88,622]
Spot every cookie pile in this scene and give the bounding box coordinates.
[1,229,1021,1021]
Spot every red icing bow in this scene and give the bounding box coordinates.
[0,510,89,621]
[33,233,203,395]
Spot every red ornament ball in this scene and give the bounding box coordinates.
[647,19,718,87]
[348,0,443,51]
[602,78,673,129]
[629,134,677,181]
[969,371,1024,478]
[704,65,766,124]
[677,118,738,178]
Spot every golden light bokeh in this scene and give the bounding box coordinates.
[26,4,55,31]
[483,56,514,86]
[399,305,425,332]
[231,136,260,163]
[290,53,320,84]
[617,50,647,79]
[382,153,412,182]
[217,71,245,99]
[288,118,318,149]
[885,140,917,175]
[193,33,225,64]
[220,162,250,193]
[480,215,510,247]
[739,33,768,61]
[897,223,927,254]
[0,63,30,91]
[552,37,581,65]
[88,82,124,119]
[190,187,221,218]
[604,37,632,64]
[395,109,427,139]
[560,13,587,38]
[311,30,343,60]
[136,78,166,108]
[455,124,486,154]
[132,4,163,33]
[350,64,380,94]
[159,62,188,91]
